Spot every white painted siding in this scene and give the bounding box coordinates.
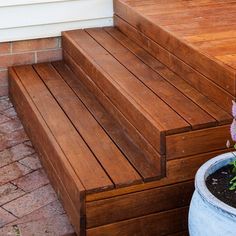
[0,0,113,42]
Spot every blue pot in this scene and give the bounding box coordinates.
[189,152,236,236]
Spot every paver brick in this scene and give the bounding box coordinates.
[3,185,58,218]
[0,207,16,228]
[0,143,35,168]
[0,214,73,236]
[19,153,42,170]
[12,169,49,192]
[0,183,25,206]
[0,118,23,134]
[0,162,31,186]
[8,200,65,226]
[0,129,28,151]
[1,107,17,119]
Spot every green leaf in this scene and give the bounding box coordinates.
[230,176,236,184]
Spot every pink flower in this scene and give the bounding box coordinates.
[231,119,236,142]
[232,100,236,118]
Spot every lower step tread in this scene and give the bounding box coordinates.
[10,62,163,194]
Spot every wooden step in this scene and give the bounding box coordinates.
[9,24,235,235]
[114,0,236,113]
[9,61,196,236]
[62,27,232,159]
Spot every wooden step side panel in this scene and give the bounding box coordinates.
[114,15,234,113]
[9,67,86,236]
[114,0,236,99]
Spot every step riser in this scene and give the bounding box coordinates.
[62,34,166,154]
[87,206,188,236]
[114,3,235,112]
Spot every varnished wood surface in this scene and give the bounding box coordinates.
[87,206,188,236]
[115,0,236,97]
[10,62,165,192]
[63,28,232,159]
[114,16,234,113]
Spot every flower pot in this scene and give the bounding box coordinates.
[189,152,236,236]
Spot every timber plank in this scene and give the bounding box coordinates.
[105,27,232,125]
[86,148,230,202]
[34,63,142,187]
[86,181,193,228]
[114,15,234,113]
[13,65,113,193]
[63,30,190,153]
[166,125,232,159]
[53,61,163,181]
[86,28,217,130]
[87,207,188,236]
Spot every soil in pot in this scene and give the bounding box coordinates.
[206,165,236,208]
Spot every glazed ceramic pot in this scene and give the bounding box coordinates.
[189,152,236,236]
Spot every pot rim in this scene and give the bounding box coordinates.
[195,152,236,218]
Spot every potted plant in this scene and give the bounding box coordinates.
[189,101,236,236]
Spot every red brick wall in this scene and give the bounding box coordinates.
[0,37,62,96]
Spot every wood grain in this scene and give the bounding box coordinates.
[87,207,188,236]
[53,61,163,181]
[34,63,142,188]
[13,65,113,193]
[166,125,232,159]
[114,15,234,113]
[114,0,236,95]
[86,181,193,228]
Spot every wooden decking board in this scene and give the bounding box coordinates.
[86,181,193,228]
[86,206,188,236]
[63,30,190,133]
[63,33,174,154]
[13,65,114,193]
[114,15,234,113]
[33,63,143,188]
[62,36,167,155]
[104,27,232,125]
[166,124,232,159]
[114,0,236,96]
[9,5,236,232]
[86,148,230,202]
[52,61,163,181]
[86,27,220,130]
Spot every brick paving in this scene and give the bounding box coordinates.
[0,96,75,236]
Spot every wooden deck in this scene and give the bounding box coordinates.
[8,1,236,235]
[115,0,236,113]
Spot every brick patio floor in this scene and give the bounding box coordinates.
[0,96,75,236]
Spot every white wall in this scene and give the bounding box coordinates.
[0,0,113,42]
